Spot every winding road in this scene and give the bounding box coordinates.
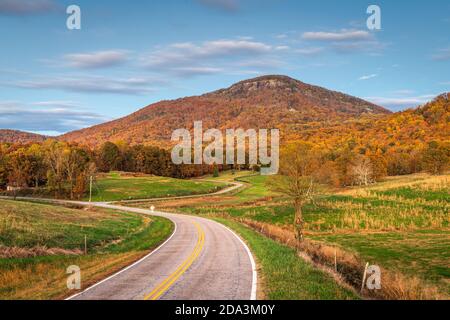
[2,179,257,300]
[67,203,257,300]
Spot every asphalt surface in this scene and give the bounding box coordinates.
[1,180,256,300]
[67,204,257,300]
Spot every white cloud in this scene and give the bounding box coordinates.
[391,89,414,95]
[234,58,283,69]
[140,39,278,77]
[144,39,272,68]
[364,94,436,110]
[11,75,164,95]
[295,47,324,55]
[171,67,224,76]
[302,30,371,42]
[0,101,110,134]
[0,0,57,15]
[64,50,129,69]
[432,48,450,61]
[358,74,378,81]
[300,29,384,54]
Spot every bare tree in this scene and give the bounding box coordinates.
[268,142,319,247]
[350,155,373,186]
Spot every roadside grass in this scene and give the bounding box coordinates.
[216,218,358,300]
[87,172,225,202]
[0,200,173,300]
[0,199,142,249]
[163,172,449,298]
[312,230,450,294]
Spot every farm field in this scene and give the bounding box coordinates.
[85,172,226,202]
[0,199,173,299]
[134,172,450,298]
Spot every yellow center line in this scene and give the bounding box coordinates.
[144,221,205,300]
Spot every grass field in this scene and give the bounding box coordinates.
[0,199,173,299]
[141,172,449,298]
[86,172,226,202]
[217,219,358,300]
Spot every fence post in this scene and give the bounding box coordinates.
[361,262,369,293]
[89,176,93,203]
[334,248,337,272]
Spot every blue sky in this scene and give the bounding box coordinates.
[0,0,449,135]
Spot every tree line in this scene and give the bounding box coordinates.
[269,139,449,247]
[0,140,239,199]
[0,137,448,200]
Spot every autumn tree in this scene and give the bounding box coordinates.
[422,141,449,175]
[7,148,33,198]
[0,145,8,188]
[64,146,91,199]
[334,146,356,186]
[98,142,122,172]
[26,144,46,187]
[43,140,68,196]
[368,150,387,181]
[268,142,320,247]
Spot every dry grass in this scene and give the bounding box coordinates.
[0,246,82,259]
[237,218,446,300]
[0,252,143,300]
[0,200,174,300]
[342,174,449,196]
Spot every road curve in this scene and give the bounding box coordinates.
[113,180,244,204]
[67,203,257,301]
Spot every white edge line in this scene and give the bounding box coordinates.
[65,219,178,300]
[214,221,258,300]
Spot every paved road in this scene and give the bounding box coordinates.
[64,203,257,300]
[113,180,244,204]
[1,180,256,300]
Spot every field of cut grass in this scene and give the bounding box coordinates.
[217,219,358,300]
[162,172,449,298]
[0,199,173,299]
[86,172,225,202]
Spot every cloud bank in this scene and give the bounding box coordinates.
[0,0,57,15]
[0,101,110,134]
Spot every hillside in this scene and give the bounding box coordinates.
[291,93,450,148]
[0,130,46,144]
[60,75,389,147]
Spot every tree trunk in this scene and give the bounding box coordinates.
[293,199,304,250]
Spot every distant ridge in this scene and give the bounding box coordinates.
[0,130,47,144]
[60,75,390,147]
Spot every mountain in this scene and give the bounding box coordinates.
[290,92,450,150]
[60,75,390,147]
[0,130,47,144]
